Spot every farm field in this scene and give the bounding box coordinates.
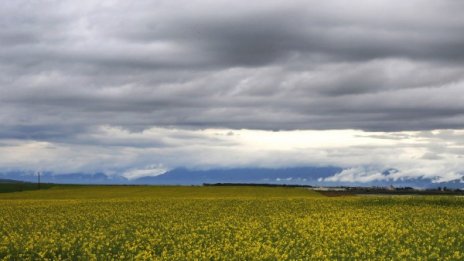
[1,186,464,260]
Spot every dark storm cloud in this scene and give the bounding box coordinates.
[1,0,464,141]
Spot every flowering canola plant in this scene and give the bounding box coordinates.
[0,186,463,260]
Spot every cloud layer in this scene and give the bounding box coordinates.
[1,0,464,180]
[2,0,464,136]
[1,127,463,183]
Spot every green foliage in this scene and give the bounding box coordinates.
[0,183,53,194]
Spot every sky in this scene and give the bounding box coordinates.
[1,0,464,182]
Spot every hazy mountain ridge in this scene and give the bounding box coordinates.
[1,167,463,188]
[0,178,28,183]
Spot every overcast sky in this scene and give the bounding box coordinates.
[1,0,464,182]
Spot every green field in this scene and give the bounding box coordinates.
[0,183,54,194]
[1,186,464,260]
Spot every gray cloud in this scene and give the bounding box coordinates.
[1,0,464,176]
[1,128,463,182]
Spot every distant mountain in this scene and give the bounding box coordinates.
[0,178,26,183]
[132,167,343,185]
[0,167,463,188]
[0,167,341,185]
[40,172,128,184]
[0,171,129,184]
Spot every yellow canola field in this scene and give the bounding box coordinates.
[1,186,464,260]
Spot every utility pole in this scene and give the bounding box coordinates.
[37,171,41,190]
